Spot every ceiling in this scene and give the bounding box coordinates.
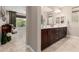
[5,6,26,15]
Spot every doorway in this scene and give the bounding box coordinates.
[14,15,27,51]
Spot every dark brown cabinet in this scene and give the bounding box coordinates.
[41,27,67,50]
[41,29,49,50]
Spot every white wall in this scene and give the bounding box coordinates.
[26,6,41,52]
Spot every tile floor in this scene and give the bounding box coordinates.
[0,27,30,52]
[43,36,79,52]
[1,27,79,52]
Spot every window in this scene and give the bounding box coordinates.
[16,17,26,27]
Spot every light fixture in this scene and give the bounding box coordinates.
[54,9,61,13]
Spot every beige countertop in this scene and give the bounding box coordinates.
[41,25,67,29]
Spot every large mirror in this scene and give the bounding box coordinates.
[47,12,54,27]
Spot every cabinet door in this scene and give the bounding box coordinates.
[63,27,67,37]
[55,28,59,40]
[58,28,63,39]
[48,29,56,45]
[41,29,49,50]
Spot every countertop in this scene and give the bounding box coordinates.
[41,24,67,29]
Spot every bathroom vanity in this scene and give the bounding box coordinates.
[41,27,67,50]
[41,6,68,50]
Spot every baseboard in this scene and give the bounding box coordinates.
[67,35,79,39]
[26,45,35,52]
